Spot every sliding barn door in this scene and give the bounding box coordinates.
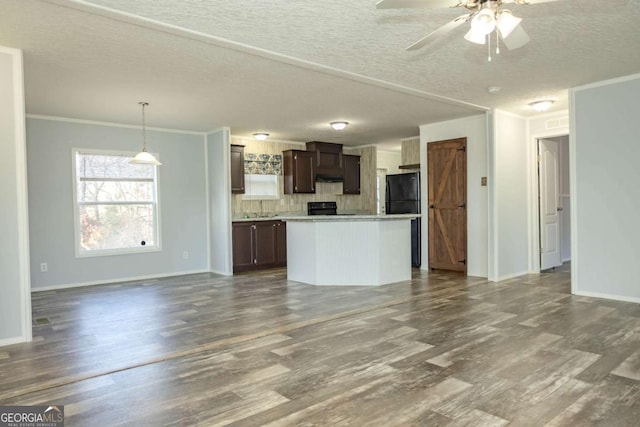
[428,138,467,273]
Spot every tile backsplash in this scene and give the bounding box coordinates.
[231,136,376,217]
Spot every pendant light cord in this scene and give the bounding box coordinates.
[139,101,149,152]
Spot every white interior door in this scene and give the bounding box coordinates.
[539,139,562,269]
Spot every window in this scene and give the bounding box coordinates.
[242,174,280,200]
[73,149,160,256]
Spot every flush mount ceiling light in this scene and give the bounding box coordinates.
[529,99,555,112]
[253,133,269,140]
[330,121,349,131]
[130,102,162,166]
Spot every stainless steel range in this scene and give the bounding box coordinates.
[307,201,337,216]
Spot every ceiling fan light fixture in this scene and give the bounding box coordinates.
[330,121,349,130]
[253,132,269,140]
[130,102,162,166]
[470,8,496,35]
[496,10,522,39]
[464,27,487,45]
[529,100,555,112]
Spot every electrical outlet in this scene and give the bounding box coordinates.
[40,263,48,272]
[182,251,189,259]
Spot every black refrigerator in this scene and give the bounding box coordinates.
[385,171,421,268]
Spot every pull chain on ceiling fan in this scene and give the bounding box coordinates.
[377,0,565,60]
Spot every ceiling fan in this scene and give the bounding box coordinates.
[376,0,565,59]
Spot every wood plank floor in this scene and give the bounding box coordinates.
[1,266,640,425]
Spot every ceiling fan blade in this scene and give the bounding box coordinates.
[501,25,530,50]
[376,0,463,10]
[406,14,471,50]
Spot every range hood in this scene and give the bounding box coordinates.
[315,172,344,183]
[306,141,344,183]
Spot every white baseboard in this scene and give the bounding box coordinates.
[0,335,27,347]
[210,268,233,276]
[562,257,571,263]
[573,290,640,304]
[492,270,530,283]
[31,269,211,293]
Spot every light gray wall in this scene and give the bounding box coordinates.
[0,48,30,344]
[207,128,232,275]
[27,117,208,290]
[420,114,488,278]
[572,74,640,302]
[490,111,529,281]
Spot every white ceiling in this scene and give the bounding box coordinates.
[1,0,639,147]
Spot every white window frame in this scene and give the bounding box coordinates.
[71,148,162,258]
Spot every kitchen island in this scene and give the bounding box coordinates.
[282,214,419,286]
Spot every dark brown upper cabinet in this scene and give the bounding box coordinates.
[230,144,245,194]
[342,154,361,195]
[306,141,344,182]
[283,150,316,194]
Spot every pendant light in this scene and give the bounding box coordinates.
[130,101,162,165]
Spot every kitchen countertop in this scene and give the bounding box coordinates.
[232,214,420,222]
[232,216,284,223]
[280,214,420,221]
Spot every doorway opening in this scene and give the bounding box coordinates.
[536,134,571,272]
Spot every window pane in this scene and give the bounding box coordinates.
[77,180,154,203]
[79,204,155,251]
[244,174,279,199]
[76,153,154,179]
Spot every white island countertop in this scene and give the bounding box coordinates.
[281,214,420,221]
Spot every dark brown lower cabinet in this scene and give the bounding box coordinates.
[232,220,287,273]
[275,221,287,266]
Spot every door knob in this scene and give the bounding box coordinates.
[557,207,563,211]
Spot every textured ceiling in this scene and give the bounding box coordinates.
[1,0,639,147]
